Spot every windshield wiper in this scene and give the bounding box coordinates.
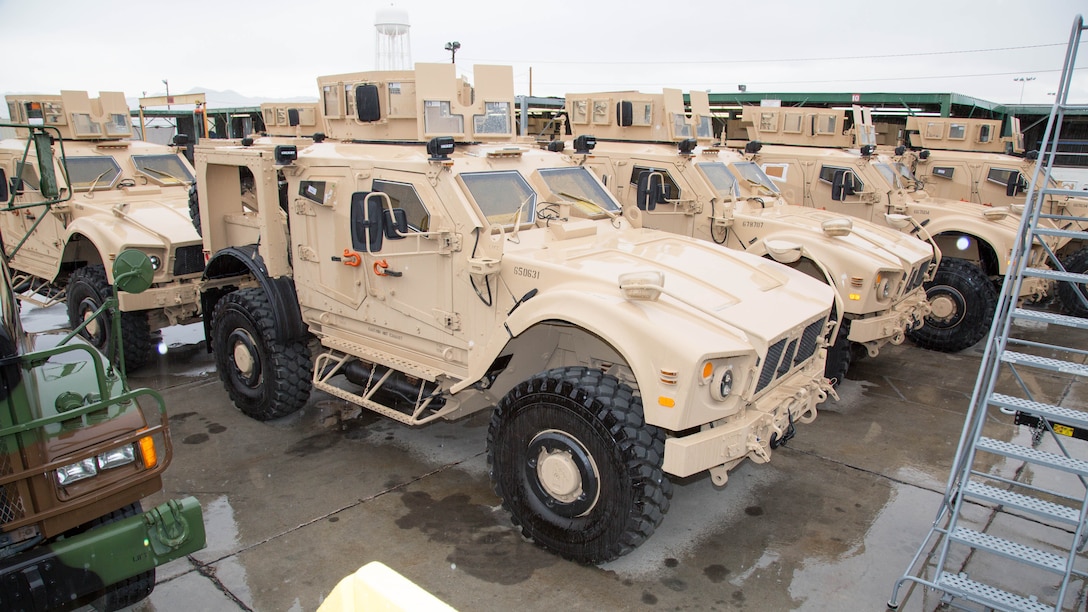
[141,165,185,184]
[558,191,620,222]
[85,169,114,193]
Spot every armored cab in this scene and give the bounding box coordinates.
[192,64,837,563]
[1,91,205,371]
[889,116,1088,316]
[731,105,1066,352]
[562,88,936,383]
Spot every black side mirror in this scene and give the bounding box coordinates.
[831,170,855,201]
[350,192,385,252]
[636,171,664,211]
[0,169,7,202]
[383,208,408,239]
[288,108,300,127]
[356,85,381,122]
[1006,172,1024,197]
[616,101,633,127]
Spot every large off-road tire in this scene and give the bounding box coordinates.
[66,265,154,371]
[188,183,202,236]
[487,366,671,564]
[906,257,997,352]
[1056,246,1088,317]
[211,288,312,420]
[85,503,155,611]
[825,319,852,387]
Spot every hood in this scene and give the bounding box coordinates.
[501,223,834,348]
[69,187,202,247]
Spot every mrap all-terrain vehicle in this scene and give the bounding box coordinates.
[1,122,205,611]
[191,63,836,563]
[731,105,1066,353]
[1,91,205,371]
[560,88,936,382]
[889,115,1088,317]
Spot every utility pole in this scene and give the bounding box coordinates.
[444,41,460,64]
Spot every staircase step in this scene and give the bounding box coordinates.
[962,480,1080,525]
[937,572,1054,612]
[990,393,1088,429]
[950,527,1067,573]
[1033,226,1088,241]
[1022,267,1088,285]
[1002,351,1088,377]
[977,436,1088,476]
[1040,186,1088,198]
[1013,308,1088,330]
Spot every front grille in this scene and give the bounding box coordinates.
[755,316,827,396]
[174,245,206,276]
[904,259,929,294]
[0,436,26,524]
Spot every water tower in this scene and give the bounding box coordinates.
[374,6,411,70]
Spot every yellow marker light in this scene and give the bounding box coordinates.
[701,362,714,380]
[849,293,861,301]
[658,396,676,408]
[138,436,157,469]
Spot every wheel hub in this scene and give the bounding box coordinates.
[929,294,957,321]
[82,308,100,338]
[525,429,600,518]
[228,329,261,385]
[926,286,966,328]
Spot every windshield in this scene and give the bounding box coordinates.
[132,154,195,185]
[893,162,916,185]
[696,162,739,197]
[874,163,904,189]
[460,171,536,226]
[68,156,121,191]
[538,167,619,215]
[732,161,780,194]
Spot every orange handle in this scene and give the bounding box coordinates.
[341,249,361,267]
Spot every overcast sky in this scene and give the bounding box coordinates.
[1,0,1085,111]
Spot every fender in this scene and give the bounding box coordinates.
[919,217,1011,275]
[60,215,176,281]
[201,245,309,346]
[453,287,754,428]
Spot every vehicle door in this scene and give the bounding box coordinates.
[815,163,874,222]
[628,164,694,237]
[0,154,71,274]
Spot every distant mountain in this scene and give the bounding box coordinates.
[125,87,316,110]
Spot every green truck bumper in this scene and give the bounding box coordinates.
[0,496,206,611]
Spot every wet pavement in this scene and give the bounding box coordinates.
[47,306,1082,611]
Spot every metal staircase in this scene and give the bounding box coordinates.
[889,15,1088,612]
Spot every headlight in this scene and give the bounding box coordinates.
[56,458,97,485]
[875,273,894,300]
[148,255,162,270]
[97,444,136,470]
[710,365,734,401]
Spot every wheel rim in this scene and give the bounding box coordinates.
[526,429,601,518]
[926,286,967,330]
[228,328,262,387]
[78,298,106,346]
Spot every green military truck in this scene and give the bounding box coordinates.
[0,124,205,611]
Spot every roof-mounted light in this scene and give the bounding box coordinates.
[677,138,697,156]
[574,135,596,155]
[274,145,298,165]
[427,136,455,161]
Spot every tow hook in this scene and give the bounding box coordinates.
[769,411,796,449]
[145,499,191,552]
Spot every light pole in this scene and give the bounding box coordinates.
[162,79,171,109]
[444,41,460,64]
[1013,76,1035,104]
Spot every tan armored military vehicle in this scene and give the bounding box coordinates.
[192,64,837,563]
[732,105,1063,352]
[1,91,204,370]
[890,115,1088,316]
[562,89,936,383]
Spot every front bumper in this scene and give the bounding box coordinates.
[0,496,205,612]
[846,288,931,357]
[661,361,832,482]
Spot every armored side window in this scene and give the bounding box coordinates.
[924,122,944,139]
[783,113,803,134]
[670,113,692,138]
[695,115,712,139]
[372,180,430,232]
[630,165,680,200]
[761,163,789,182]
[695,162,739,197]
[818,165,864,190]
[986,167,1018,186]
[948,123,966,140]
[423,101,464,134]
[299,180,328,205]
[933,167,955,179]
[71,113,103,136]
[474,101,511,135]
[570,100,589,125]
[759,112,778,132]
[633,102,653,126]
[874,163,903,189]
[106,113,131,137]
[133,154,195,186]
[591,100,610,125]
[323,85,341,118]
[815,115,837,135]
[15,161,40,192]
